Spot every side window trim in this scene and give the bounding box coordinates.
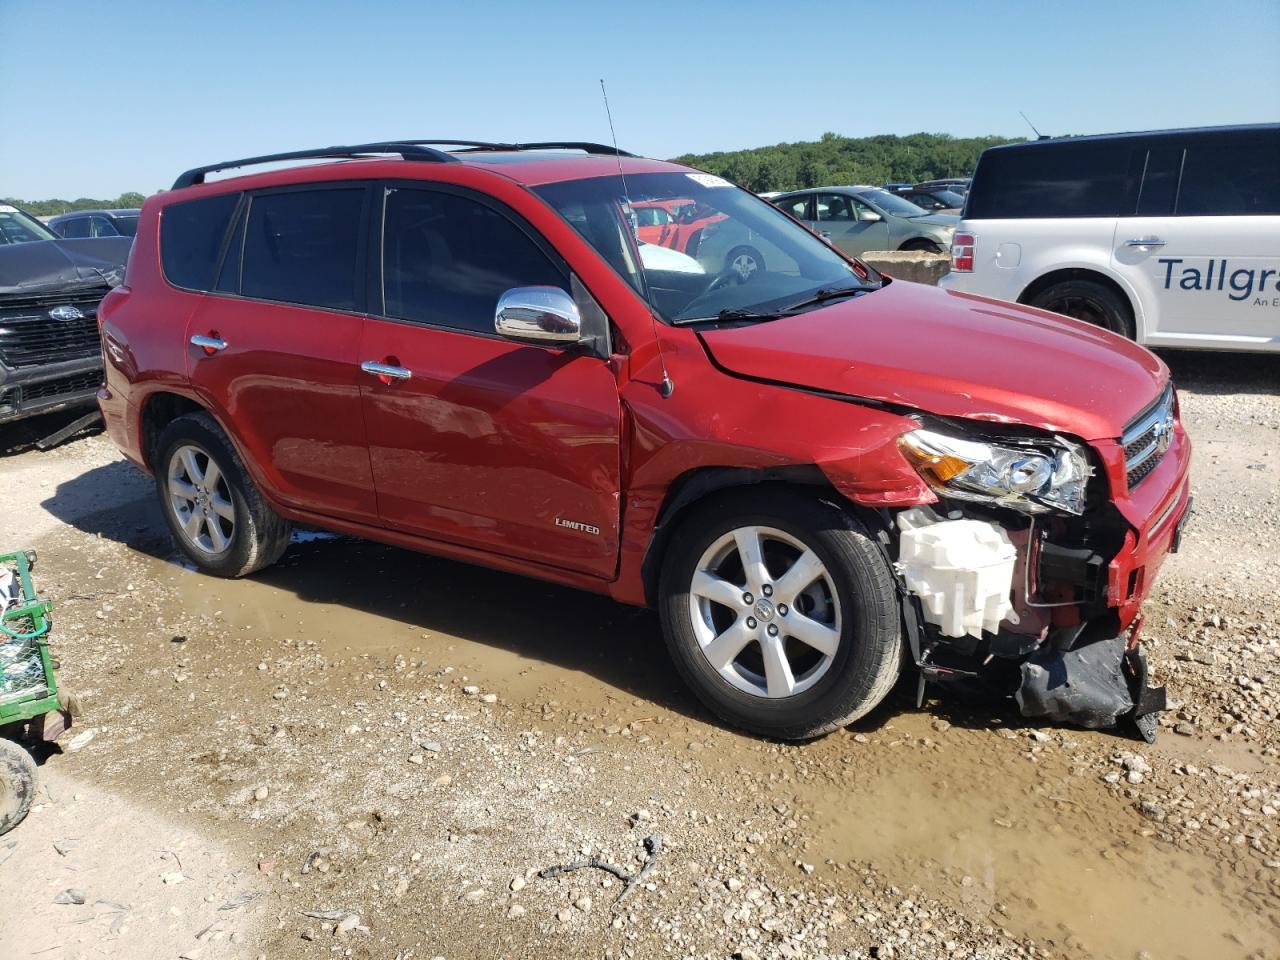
[1130,142,1186,217]
[212,192,249,294]
[1171,146,1187,215]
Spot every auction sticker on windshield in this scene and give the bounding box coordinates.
[686,173,732,188]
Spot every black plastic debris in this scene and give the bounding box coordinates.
[1015,635,1134,729]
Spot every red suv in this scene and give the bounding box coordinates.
[97,141,1191,740]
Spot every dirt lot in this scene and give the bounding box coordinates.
[0,351,1277,960]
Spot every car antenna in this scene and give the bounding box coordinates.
[1018,111,1049,140]
[601,78,674,399]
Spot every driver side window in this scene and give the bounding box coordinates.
[382,188,566,335]
[816,194,856,221]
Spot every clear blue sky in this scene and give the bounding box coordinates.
[2,0,1277,198]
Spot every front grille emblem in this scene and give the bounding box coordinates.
[48,304,85,322]
[1154,411,1174,454]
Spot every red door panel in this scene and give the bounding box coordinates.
[185,296,376,521]
[359,317,622,578]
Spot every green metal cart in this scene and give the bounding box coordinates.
[1,549,73,835]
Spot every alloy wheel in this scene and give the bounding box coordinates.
[167,443,235,554]
[688,525,842,698]
[729,251,760,281]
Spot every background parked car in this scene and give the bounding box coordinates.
[892,185,966,214]
[771,186,957,256]
[915,177,970,196]
[0,203,129,424]
[940,123,1280,351]
[48,208,140,239]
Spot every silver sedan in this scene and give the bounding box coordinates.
[771,186,958,257]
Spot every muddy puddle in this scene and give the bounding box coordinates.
[154,533,689,713]
[142,535,1273,960]
[790,717,1276,960]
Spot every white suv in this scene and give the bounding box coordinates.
[940,124,1280,353]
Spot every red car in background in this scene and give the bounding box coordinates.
[632,198,726,255]
[96,140,1188,741]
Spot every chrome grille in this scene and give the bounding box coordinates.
[1122,384,1176,489]
[0,288,107,368]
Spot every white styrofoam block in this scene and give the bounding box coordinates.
[896,509,1016,640]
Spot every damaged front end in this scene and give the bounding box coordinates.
[886,415,1186,741]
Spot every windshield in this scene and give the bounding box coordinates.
[928,189,966,207]
[535,172,872,324]
[113,215,139,236]
[0,206,57,244]
[856,189,930,218]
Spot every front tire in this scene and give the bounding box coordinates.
[900,238,943,253]
[154,412,291,578]
[659,491,901,740]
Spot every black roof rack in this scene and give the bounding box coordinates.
[397,140,635,157]
[171,142,458,190]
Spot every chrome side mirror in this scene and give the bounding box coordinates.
[860,211,883,222]
[495,286,582,345]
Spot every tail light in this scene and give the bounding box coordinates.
[952,233,975,272]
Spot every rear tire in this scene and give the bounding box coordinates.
[0,739,37,836]
[154,412,291,578]
[659,490,901,740]
[1029,279,1134,339]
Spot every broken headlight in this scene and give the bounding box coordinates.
[899,428,1091,515]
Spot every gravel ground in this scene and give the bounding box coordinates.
[0,350,1276,960]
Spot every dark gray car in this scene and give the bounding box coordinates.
[772,186,958,257]
[48,208,140,239]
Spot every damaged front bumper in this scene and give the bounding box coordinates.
[890,421,1192,739]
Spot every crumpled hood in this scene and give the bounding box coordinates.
[698,280,1168,441]
[0,238,131,296]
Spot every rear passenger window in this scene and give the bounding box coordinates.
[381,188,564,334]
[242,189,365,311]
[967,142,1134,218]
[161,193,239,291]
[60,217,91,239]
[1177,133,1280,216]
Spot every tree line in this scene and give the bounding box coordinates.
[3,192,148,217]
[673,132,1020,193]
[5,133,1020,212]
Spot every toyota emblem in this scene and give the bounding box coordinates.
[1153,412,1174,454]
[48,304,84,322]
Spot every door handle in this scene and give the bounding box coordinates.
[360,360,412,381]
[190,334,227,353]
[1124,237,1166,248]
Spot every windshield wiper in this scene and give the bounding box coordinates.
[782,285,867,312]
[675,307,781,325]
